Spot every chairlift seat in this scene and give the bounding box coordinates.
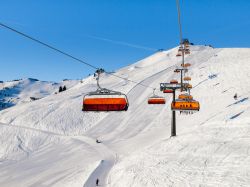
[171,99,200,111]
[178,94,193,100]
[82,89,129,111]
[163,89,173,93]
[148,95,166,104]
[170,80,178,84]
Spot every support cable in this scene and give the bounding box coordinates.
[176,0,183,45]
[0,22,156,90]
[175,0,185,87]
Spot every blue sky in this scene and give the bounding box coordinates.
[0,0,250,82]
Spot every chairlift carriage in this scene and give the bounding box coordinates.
[163,89,173,93]
[148,89,166,104]
[176,47,183,57]
[183,76,191,81]
[178,46,183,52]
[171,99,200,112]
[176,51,182,57]
[172,91,199,113]
[186,83,192,89]
[82,71,129,111]
[184,48,190,54]
[170,79,178,84]
[181,63,191,68]
[178,93,193,100]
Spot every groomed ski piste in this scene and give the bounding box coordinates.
[0,45,250,186]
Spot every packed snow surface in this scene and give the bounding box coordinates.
[0,46,250,186]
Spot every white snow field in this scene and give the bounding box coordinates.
[0,78,79,110]
[1,46,250,187]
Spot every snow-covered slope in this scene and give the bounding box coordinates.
[0,46,250,187]
[0,78,79,110]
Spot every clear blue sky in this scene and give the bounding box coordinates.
[0,0,250,82]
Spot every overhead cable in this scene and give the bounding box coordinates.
[0,22,156,90]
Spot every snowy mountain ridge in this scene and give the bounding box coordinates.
[0,45,250,187]
[0,78,80,111]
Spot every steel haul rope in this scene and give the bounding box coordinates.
[0,22,156,90]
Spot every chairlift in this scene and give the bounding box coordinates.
[82,71,129,111]
[176,47,183,57]
[184,76,191,81]
[170,80,178,84]
[181,63,191,67]
[163,89,173,93]
[185,48,190,54]
[176,52,182,57]
[186,84,192,89]
[178,93,193,100]
[178,46,183,51]
[148,89,166,104]
[171,99,200,112]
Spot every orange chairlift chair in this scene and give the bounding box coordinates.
[183,76,191,81]
[181,63,191,68]
[178,93,193,100]
[163,89,173,93]
[82,71,129,111]
[186,83,192,89]
[171,98,200,112]
[148,89,166,104]
[176,47,183,57]
[170,79,178,84]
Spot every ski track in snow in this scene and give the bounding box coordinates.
[82,54,178,187]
